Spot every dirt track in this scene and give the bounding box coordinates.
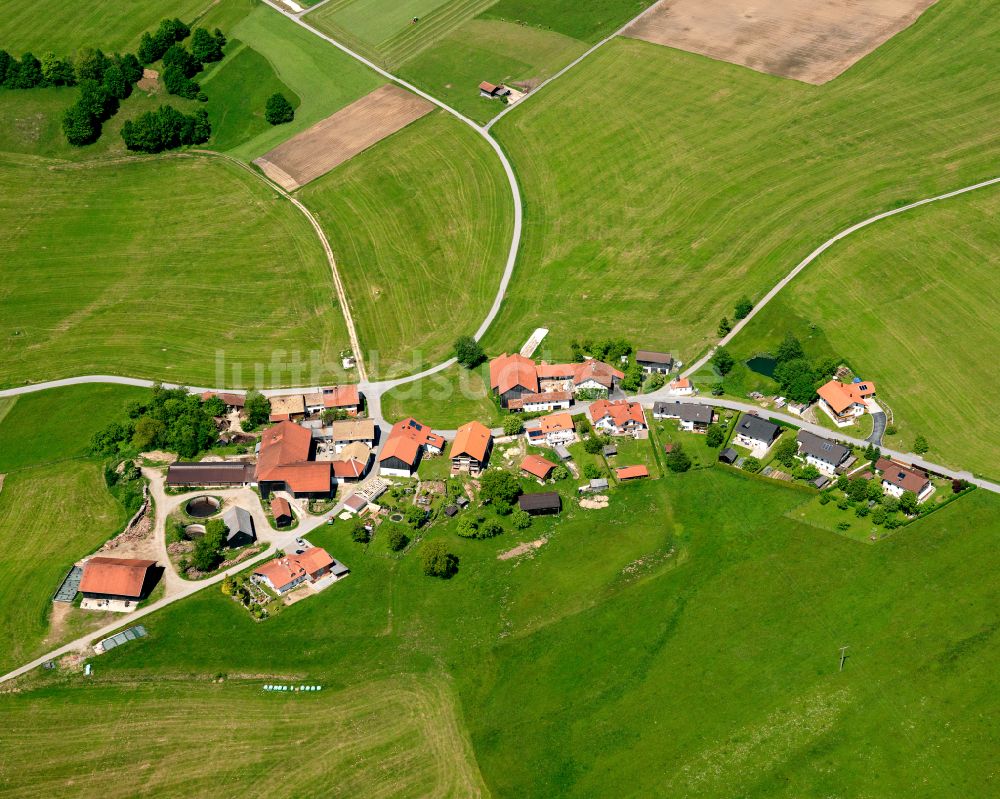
[625,0,938,84]
[253,84,433,191]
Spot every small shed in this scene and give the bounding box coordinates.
[518,492,562,515]
[602,444,617,457]
[554,445,572,461]
[455,496,470,508]
[812,476,831,490]
[719,448,738,464]
[223,506,256,547]
[444,505,458,517]
[271,497,293,528]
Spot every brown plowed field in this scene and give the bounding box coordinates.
[253,85,434,191]
[625,0,938,84]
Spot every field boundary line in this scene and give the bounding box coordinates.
[484,0,663,131]
[257,0,523,387]
[682,176,1000,378]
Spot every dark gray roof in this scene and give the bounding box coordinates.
[330,560,350,577]
[735,414,781,443]
[444,505,458,517]
[636,350,673,366]
[602,444,617,456]
[554,445,572,460]
[796,430,850,465]
[223,506,255,544]
[812,476,831,489]
[518,492,562,512]
[719,448,738,463]
[167,461,253,485]
[653,401,713,423]
[589,478,609,489]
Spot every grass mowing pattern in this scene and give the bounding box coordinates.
[0,384,148,673]
[4,469,996,796]
[481,0,655,42]
[299,112,512,379]
[0,154,349,388]
[0,678,488,798]
[399,18,588,124]
[225,3,385,161]
[730,184,1000,479]
[487,0,1000,364]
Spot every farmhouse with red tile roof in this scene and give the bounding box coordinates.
[255,421,332,498]
[589,400,647,437]
[379,417,446,477]
[450,420,493,474]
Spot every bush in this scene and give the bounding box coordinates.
[645,373,665,391]
[421,540,457,578]
[837,498,849,510]
[773,436,798,466]
[191,27,224,63]
[705,425,725,448]
[457,517,478,538]
[101,63,130,100]
[717,317,731,336]
[479,469,521,505]
[479,519,503,539]
[454,335,485,368]
[583,463,603,480]
[836,521,851,532]
[62,103,100,146]
[583,435,607,455]
[741,456,762,474]
[818,492,831,505]
[265,92,295,125]
[855,503,870,518]
[913,435,929,455]
[666,444,692,473]
[493,500,512,516]
[712,347,735,376]
[711,382,725,396]
[885,424,898,436]
[386,528,409,551]
[574,417,592,435]
[502,416,523,437]
[871,507,887,525]
[351,522,370,543]
[512,509,531,529]
[734,296,754,319]
[552,465,569,481]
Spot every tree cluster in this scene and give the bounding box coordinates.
[91,384,221,459]
[422,540,458,578]
[59,51,143,146]
[121,105,210,152]
[137,18,191,65]
[457,516,502,539]
[0,50,79,89]
[769,334,840,405]
[570,337,632,364]
[192,518,226,572]
[244,391,271,429]
[454,335,485,368]
[478,469,521,506]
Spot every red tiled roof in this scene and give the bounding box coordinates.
[255,547,334,588]
[589,400,645,428]
[332,458,366,479]
[490,353,539,395]
[669,377,691,390]
[817,380,876,415]
[879,460,930,493]
[573,359,624,388]
[379,417,445,467]
[521,454,556,479]
[256,421,330,493]
[322,385,360,408]
[616,465,649,480]
[201,391,246,407]
[539,412,573,433]
[450,420,492,462]
[479,81,498,93]
[271,497,292,519]
[80,557,155,598]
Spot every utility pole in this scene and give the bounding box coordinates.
[839,645,849,672]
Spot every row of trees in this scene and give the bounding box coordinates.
[0,48,138,90]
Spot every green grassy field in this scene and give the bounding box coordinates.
[2,467,995,796]
[0,0,226,53]
[300,112,512,379]
[399,18,588,123]
[485,0,1000,367]
[481,0,652,42]
[0,154,349,388]
[0,384,148,673]
[224,3,385,161]
[0,677,488,798]
[729,184,1000,479]
[381,363,502,427]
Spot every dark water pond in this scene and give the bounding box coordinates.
[746,355,778,378]
[186,496,221,518]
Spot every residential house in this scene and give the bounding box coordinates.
[479,81,510,99]
[79,557,158,611]
[450,421,493,474]
[816,380,876,425]
[253,547,344,594]
[535,412,576,447]
[342,493,369,515]
[636,350,673,374]
[508,390,573,413]
[268,394,306,422]
[589,399,647,437]
[378,416,445,477]
[222,506,256,547]
[666,377,694,396]
[565,359,624,394]
[322,385,363,416]
[489,353,539,408]
[520,454,556,481]
[796,430,851,475]
[255,421,332,499]
[733,414,781,452]
[201,391,245,411]
[332,452,369,484]
[271,497,293,528]
[518,492,561,515]
[328,418,377,452]
[303,391,325,415]
[167,462,254,487]
[876,457,934,502]
[653,401,714,431]
[616,465,649,481]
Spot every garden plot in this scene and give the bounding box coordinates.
[625,0,938,84]
[253,85,433,190]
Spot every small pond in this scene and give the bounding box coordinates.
[389,512,405,523]
[745,355,778,378]
[186,496,221,518]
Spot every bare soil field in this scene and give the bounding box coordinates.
[625,0,938,84]
[253,84,433,190]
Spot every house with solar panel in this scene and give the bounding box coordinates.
[795,430,852,475]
